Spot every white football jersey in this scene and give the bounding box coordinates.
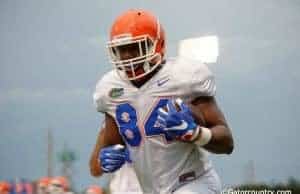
[109,163,143,194]
[94,57,216,194]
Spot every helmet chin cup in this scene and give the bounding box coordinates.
[143,61,150,72]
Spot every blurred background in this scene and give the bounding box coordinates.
[1,0,299,192]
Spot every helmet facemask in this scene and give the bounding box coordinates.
[48,182,65,194]
[107,34,162,81]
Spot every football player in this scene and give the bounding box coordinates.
[0,181,11,194]
[48,177,70,194]
[37,177,50,194]
[90,9,234,194]
[85,185,104,194]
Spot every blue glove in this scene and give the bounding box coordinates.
[99,144,131,173]
[157,98,200,141]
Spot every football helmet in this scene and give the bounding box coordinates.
[107,9,165,80]
[0,181,11,194]
[48,176,69,194]
[37,177,50,194]
[85,185,104,194]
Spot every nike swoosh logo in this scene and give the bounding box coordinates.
[166,120,188,131]
[157,77,170,86]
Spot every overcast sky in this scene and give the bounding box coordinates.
[0,0,299,190]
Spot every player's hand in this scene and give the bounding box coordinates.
[157,98,200,142]
[99,144,131,173]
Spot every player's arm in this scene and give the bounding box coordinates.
[89,113,124,177]
[157,96,234,154]
[191,96,234,154]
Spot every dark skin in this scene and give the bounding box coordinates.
[90,44,234,177]
[90,114,124,176]
[190,96,234,154]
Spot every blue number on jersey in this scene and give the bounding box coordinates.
[115,99,173,147]
[116,103,142,147]
[144,99,174,141]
